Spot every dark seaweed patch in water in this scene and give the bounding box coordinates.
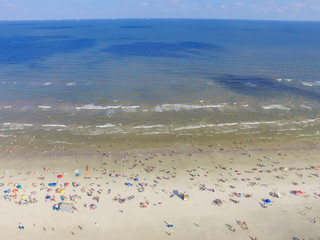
[214,74,320,100]
[0,35,95,64]
[102,41,219,57]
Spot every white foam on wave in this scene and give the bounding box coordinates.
[277,128,302,132]
[262,104,290,110]
[153,104,224,112]
[141,131,170,135]
[88,129,124,135]
[302,82,313,87]
[300,104,312,110]
[174,123,223,131]
[173,120,286,131]
[1,123,33,130]
[22,123,33,127]
[66,82,76,86]
[2,81,17,84]
[76,104,140,110]
[241,121,276,125]
[42,124,66,128]
[38,105,52,109]
[122,106,139,112]
[43,82,52,86]
[96,123,116,128]
[276,78,293,82]
[217,122,238,127]
[301,118,320,124]
[134,125,165,129]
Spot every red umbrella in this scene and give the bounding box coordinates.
[57,174,63,179]
[297,191,303,194]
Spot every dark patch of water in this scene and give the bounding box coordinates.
[102,41,219,57]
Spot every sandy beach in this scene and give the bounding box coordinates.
[0,139,320,240]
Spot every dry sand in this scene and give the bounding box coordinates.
[0,142,320,240]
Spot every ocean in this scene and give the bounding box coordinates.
[0,19,320,146]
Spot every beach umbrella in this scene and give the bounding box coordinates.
[12,189,18,193]
[57,175,63,179]
[64,182,70,187]
[21,195,27,199]
[45,195,51,199]
[12,195,18,198]
[265,199,271,203]
[90,204,97,209]
[60,189,65,194]
[76,173,81,177]
[16,185,21,189]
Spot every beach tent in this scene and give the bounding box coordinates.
[275,192,281,198]
[183,191,189,201]
[58,203,74,213]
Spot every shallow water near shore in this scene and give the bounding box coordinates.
[0,19,320,147]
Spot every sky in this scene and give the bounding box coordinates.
[0,0,320,21]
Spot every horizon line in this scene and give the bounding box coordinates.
[0,17,320,23]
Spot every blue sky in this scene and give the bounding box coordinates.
[0,0,320,21]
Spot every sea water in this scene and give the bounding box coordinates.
[0,19,319,143]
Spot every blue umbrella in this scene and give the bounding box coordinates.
[265,199,271,204]
[46,195,51,199]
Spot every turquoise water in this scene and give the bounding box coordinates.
[0,19,319,138]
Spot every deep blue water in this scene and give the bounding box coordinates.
[0,19,319,136]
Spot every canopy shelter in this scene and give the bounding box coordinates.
[183,191,189,201]
[58,202,74,213]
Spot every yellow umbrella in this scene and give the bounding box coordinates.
[21,195,27,199]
